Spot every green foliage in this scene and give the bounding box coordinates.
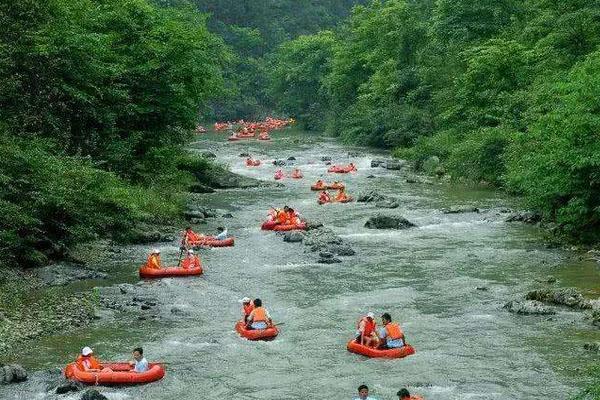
[0,137,184,268]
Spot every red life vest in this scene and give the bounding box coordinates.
[243,303,254,316]
[181,255,200,269]
[357,317,376,337]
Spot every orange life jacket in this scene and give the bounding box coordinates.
[146,254,161,269]
[277,211,287,224]
[319,192,330,202]
[335,190,347,201]
[76,355,101,371]
[243,303,254,316]
[181,255,200,269]
[357,317,376,337]
[185,230,202,243]
[385,322,403,340]
[252,306,267,322]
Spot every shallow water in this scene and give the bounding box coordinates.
[2,130,599,400]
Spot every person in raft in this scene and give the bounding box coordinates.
[318,190,331,204]
[129,347,149,373]
[378,313,405,349]
[246,298,272,330]
[355,312,379,348]
[335,187,349,202]
[183,226,204,246]
[145,249,162,270]
[354,384,378,400]
[181,249,201,269]
[76,347,107,371]
[397,388,423,400]
[348,162,357,171]
[215,227,228,240]
[314,179,325,188]
[284,206,300,224]
[292,168,303,178]
[241,297,254,324]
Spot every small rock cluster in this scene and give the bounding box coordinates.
[0,364,27,385]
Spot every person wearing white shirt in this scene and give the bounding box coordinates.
[354,384,378,400]
[129,347,149,373]
[215,227,228,240]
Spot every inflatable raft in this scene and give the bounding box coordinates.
[235,321,279,341]
[261,221,307,231]
[346,340,415,359]
[311,184,327,191]
[139,265,203,279]
[190,237,234,248]
[64,362,165,385]
[328,165,356,173]
[246,160,261,167]
[328,183,345,190]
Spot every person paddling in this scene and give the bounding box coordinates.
[314,179,325,189]
[355,312,379,348]
[181,249,201,269]
[378,313,405,349]
[129,347,149,373]
[335,187,349,202]
[241,297,254,324]
[144,249,162,270]
[76,347,103,371]
[246,298,272,330]
[397,388,423,400]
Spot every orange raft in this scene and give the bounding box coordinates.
[64,362,165,385]
[235,321,279,341]
[346,340,415,359]
[311,184,327,191]
[328,165,356,173]
[261,221,307,231]
[189,237,234,248]
[139,265,203,279]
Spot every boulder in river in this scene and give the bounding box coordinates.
[583,342,600,353]
[56,380,84,394]
[371,160,385,168]
[201,151,217,159]
[320,156,332,161]
[383,160,406,170]
[287,156,296,161]
[367,175,376,179]
[0,364,27,384]
[357,190,387,203]
[364,215,416,230]
[505,211,542,224]
[305,220,324,231]
[222,213,234,219]
[272,160,286,167]
[81,389,108,400]
[442,206,480,214]
[375,199,399,209]
[239,152,250,157]
[283,231,305,243]
[302,227,355,258]
[526,288,591,309]
[503,300,555,315]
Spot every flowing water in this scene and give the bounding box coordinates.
[2,130,599,400]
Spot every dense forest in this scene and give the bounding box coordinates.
[268,0,600,243]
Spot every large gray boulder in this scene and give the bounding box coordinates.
[383,160,406,170]
[357,190,387,203]
[0,364,27,384]
[442,206,480,214]
[503,300,555,315]
[364,215,416,230]
[283,231,305,243]
[375,200,399,209]
[371,160,385,168]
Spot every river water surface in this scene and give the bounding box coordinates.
[2,130,599,400]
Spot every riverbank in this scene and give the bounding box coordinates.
[1,130,599,399]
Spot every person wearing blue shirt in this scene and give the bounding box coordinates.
[129,347,149,373]
[215,227,228,240]
[354,384,378,400]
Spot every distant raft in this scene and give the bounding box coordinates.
[64,362,165,385]
[189,237,235,248]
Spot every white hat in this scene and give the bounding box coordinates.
[366,312,375,319]
[81,346,93,356]
[187,249,194,254]
[240,297,251,303]
[152,248,160,254]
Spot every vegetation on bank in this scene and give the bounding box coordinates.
[0,0,225,268]
[267,0,600,243]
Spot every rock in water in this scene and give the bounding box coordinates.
[272,160,286,166]
[504,300,555,315]
[56,381,83,394]
[364,215,416,230]
[0,364,27,384]
[526,288,591,309]
[287,156,296,161]
[375,200,399,209]
[320,156,332,161]
[201,151,217,158]
[442,206,480,214]
[357,190,387,203]
[505,211,542,224]
[239,152,250,157]
[371,160,385,168]
[383,160,406,170]
[81,389,108,400]
[283,231,305,243]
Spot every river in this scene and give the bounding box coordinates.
[1,129,599,400]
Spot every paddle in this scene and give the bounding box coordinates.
[176,234,186,267]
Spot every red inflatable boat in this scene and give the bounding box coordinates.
[346,340,415,359]
[235,321,279,341]
[64,362,165,385]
